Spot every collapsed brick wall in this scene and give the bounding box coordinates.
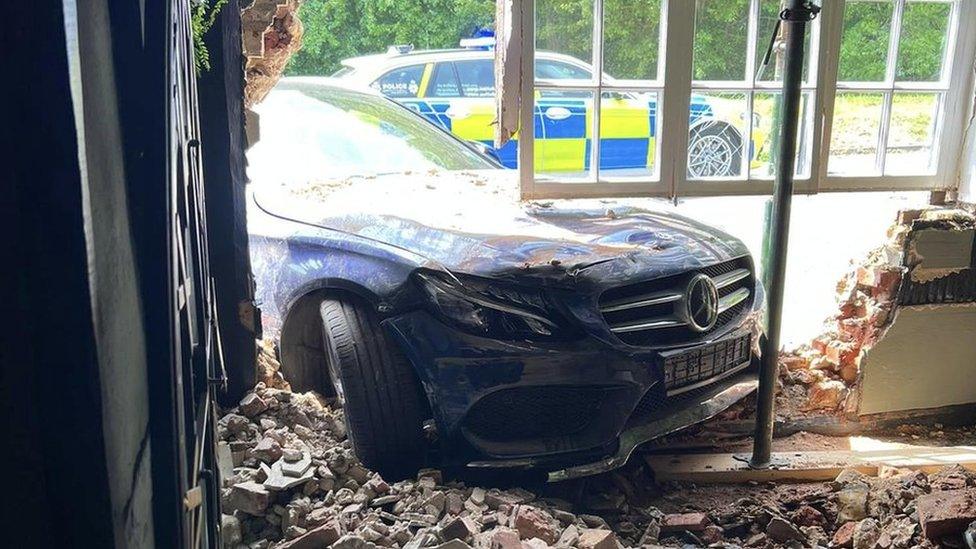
[242,0,304,108]
[781,206,976,415]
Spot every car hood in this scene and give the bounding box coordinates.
[252,171,749,287]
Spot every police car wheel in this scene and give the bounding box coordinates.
[319,297,427,480]
[688,122,742,178]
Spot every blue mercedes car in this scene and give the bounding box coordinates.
[247,79,765,480]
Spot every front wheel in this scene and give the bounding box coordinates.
[319,298,427,479]
[688,122,743,178]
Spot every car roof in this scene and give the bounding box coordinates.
[339,49,591,80]
[276,76,383,96]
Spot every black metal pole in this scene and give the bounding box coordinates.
[751,0,819,468]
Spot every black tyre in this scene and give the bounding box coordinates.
[319,298,427,479]
[688,121,743,178]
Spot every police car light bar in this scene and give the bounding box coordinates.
[459,36,495,50]
[387,44,414,55]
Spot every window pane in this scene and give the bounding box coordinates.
[755,0,813,83]
[536,91,594,179]
[896,1,952,82]
[885,92,941,174]
[687,92,749,179]
[536,0,594,69]
[428,63,460,98]
[599,91,659,178]
[837,1,894,82]
[750,91,813,178]
[829,92,884,175]
[603,0,662,80]
[454,60,494,97]
[693,0,750,81]
[372,64,425,98]
[535,59,592,80]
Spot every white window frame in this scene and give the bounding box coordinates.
[517,0,976,200]
[817,0,976,191]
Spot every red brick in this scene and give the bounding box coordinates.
[277,520,341,549]
[660,512,709,533]
[832,521,856,548]
[811,336,831,355]
[577,529,618,549]
[917,488,976,539]
[856,266,901,297]
[792,505,826,527]
[513,506,558,544]
[781,354,810,371]
[825,341,859,368]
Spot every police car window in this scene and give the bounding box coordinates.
[535,60,591,80]
[454,60,495,97]
[428,63,461,98]
[372,65,424,98]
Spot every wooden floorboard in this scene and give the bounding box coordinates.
[646,437,976,483]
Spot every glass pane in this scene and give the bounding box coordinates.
[896,1,952,82]
[371,64,425,98]
[837,1,894,82]
[535,91,595,180]
[603,0,662,80]
[687,92,749,179]
[536,0,594,71]
[828,92,884,175]
[755,0,814,83]
[885,92,941,174]
[427,63,460,98]
[751,91,813,178]
[693,0,750,81]
[599,91,659,178]
[454,60,494,98]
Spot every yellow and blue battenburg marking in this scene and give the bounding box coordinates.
[398,63,763,174]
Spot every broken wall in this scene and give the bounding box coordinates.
[857,209,976,415]
[242,0,303,108]
[785,207,976,418]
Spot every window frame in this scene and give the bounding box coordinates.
[517,0,976,199]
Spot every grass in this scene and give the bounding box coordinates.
[751,92,937,159]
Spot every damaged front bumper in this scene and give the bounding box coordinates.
[546,371,757,481]
[383,299,762,480]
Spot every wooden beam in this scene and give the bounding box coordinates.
[646,437,976,484]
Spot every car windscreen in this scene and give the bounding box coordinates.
[247,84,495,185]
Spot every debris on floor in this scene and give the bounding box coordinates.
[218,379,976,548]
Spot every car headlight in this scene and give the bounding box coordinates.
[414,270,577,340]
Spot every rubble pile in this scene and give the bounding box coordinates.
[645,464,976,548]
[218,383,640,549]
[219,379,976,548]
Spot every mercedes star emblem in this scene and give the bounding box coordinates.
[683,274,719,332]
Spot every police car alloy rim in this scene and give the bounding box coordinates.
[688,134,734,178]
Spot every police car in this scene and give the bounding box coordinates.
[335,43,759,178]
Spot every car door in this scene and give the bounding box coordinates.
[536,58,655,175]
[535,59,593,175]
[422,61,464,131]
[451,59,523,169]
[422,59,543,171]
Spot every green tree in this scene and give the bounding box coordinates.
[287,0,494,76]
[288,0,951,87]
